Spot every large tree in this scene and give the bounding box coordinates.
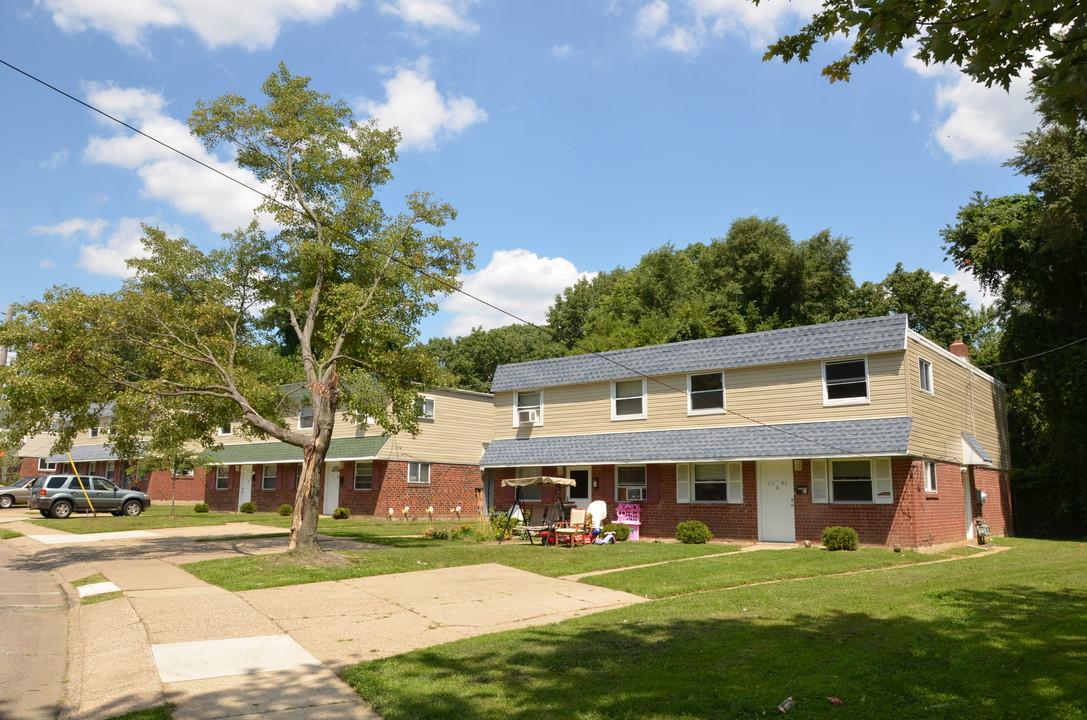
[0,65,474,556]
[424,324,568,393]
[758,0,1087,123]
[943,123,1087,537]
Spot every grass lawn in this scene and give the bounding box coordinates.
[341,537,1087,720]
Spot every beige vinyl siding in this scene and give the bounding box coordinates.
[905,336,1010,469]
[493,353,909,439]
[373,390,493,465]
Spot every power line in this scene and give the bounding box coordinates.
[978,335,1087,369]
[1,59,917,462]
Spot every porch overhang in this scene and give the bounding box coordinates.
[480,417,913,468]
[45,445,118,464]
[961,433,994,466]
[207,437,388,466]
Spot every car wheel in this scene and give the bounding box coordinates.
[51,500,74,519]
[40,510,50,517]
[122,500,143,517]
[0,495,12,508]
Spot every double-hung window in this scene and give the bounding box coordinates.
[298,407,314,430]
[354,462,373,491]
[616,466,646,501]
[924,460,938,493]
[89,427,100,438]
[823,358,869,405]
[262,465,277,491]
[417,397,435,420]
[918,357,934,394]
[515,390,542,426]
[216,467,230,491]
[688,372,725,414]
[612,379,647,420]
[693,463,729,501]
[218,423,233,436]
[811,459,893,504]
[408,462,430,485]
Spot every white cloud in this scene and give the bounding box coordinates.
[931,269,998,309]
[439,249,596,336]
[358,58,487,151]
[77,217,156,277]
[378,0,478,33]
[40,149,69,169]
[932,74,1037,162]
[32,217,109,241]
[81,83,264,232]
[634,0,822,55]
[39,0,358,50]
[551,43,574,60]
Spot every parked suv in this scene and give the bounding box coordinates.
[28,475,151,519]
[0,476,41,508]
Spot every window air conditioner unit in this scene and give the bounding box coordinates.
[517,409,540,424]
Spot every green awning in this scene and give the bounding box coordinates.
[208,436,387,465]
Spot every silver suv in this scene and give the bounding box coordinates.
[28,475,151,519]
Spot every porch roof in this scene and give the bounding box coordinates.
[45,445,117,464]
[479,417,913,468]
[208,437,388,466]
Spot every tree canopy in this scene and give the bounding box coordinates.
[0,64,474,554]
[759,0,1087,123]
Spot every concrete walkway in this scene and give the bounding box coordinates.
[0,516,646,720]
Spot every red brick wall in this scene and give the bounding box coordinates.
[974,467,1013,537]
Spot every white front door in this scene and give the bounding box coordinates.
[963,467,975,540]
[237,464,253,510]
[322,463,340,515]
[567,467,591,509]
[757,460,796,542]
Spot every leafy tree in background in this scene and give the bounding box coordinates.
[0,65,473,557]
[943,123,1087,537]
[424,324,567,392]
[758,0,1087,123]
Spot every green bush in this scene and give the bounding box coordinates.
[602,523,631,541]
[821,525,859,551]
[239,502,257,514]
[277,504,293,516]
[332,506,350,519]
[488,509,520,540]
[193,503,210,514]
[676,520,713,544]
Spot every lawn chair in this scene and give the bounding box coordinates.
[586,500,607,535]
[552,507,591,548]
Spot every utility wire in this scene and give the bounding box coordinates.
[978,335,1087,369]
[4,56,921,463]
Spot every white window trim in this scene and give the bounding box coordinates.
[38,458,57,471]
[262,465,278,491]
[815,458,893,504]
[513,389,544,427]
[298,407,314,430]
[687,372,726,416]
[924,460,938,493]
[418,397,436,421]
[89,427,100,438]
[918,356,934,395]
[218,423,233,436]
[822,357,871,407]
[611,379,647,421]
[408,461,431,485]
[216,467,230,491]
[615,464,647,502]
[354,462,373,491]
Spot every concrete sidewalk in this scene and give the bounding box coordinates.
[3,519,646,720]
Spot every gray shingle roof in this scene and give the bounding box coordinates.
[491,315,909,391]
[480,417,913,466]
[962,433,993,463]
[46,445,118,463]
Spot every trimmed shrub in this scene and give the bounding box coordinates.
[239,502,257,514]
[821,525,859,551]
[676,520,713,544]
[602,523,631,542]
[193,503,210,514]
[332,506,350,520]
[277,504,293,517]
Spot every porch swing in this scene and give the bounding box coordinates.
[498,475,575,544]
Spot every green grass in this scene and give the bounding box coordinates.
[183,539,735,591]
[103,705,174,720]
[0,527,23,539]
[341,538,1087,720]
[582,546,957,598]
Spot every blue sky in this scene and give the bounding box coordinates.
[2,0,1037,342]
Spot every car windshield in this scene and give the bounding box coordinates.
[13,478,34,488]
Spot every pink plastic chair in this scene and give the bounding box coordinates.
[614,503,641,541]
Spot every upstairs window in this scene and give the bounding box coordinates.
[218,423,233,436]
[89,427,100,438]
[612,379,647,420]
[688,372,725,414]
[515,390,542,425]
[919,357,934,394]
[417,397,435,420]
[298,407,314,430]
[823,358,869,405]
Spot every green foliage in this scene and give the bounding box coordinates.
[821,526,859,551]
[277,504,293,516]
[332,507,350,520]
[424,324,567,392]
[602,522,631,541]
[239,502,257,514]
[423,524,477,540]
[761,0,1087,124]
[675,520,713,544]
[194,503,210,514]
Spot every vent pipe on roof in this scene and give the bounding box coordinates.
[949,339,970,361]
